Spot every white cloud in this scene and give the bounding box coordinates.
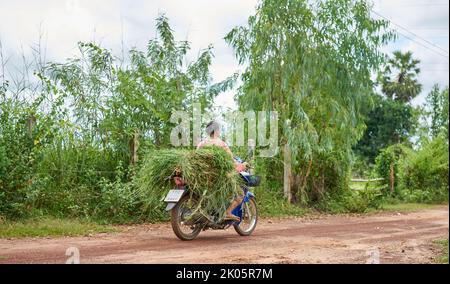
[0,0,259,109]
[373,0,449,105]
[0,0,448,109]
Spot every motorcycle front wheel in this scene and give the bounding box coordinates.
[233,197,258,236]
[171,195,203,241]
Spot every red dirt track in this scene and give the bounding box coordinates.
[0,205,448,264]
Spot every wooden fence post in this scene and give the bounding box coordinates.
[27,115,36,138]
[130,130,139,166]
[283,143,292,203]
[389,162,394,194]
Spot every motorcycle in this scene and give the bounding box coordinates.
[163,149,260,241]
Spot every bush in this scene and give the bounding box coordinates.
[399,136,449,203]
[373,136,449,204]
[374,144,410,195]
[27,144,126,218]
[253,181,307,217]
[94,164,142,223]
[316,188,383,213]
[0,99,37,219]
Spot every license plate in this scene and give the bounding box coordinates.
[164,189,185,202]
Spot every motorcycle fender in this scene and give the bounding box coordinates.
[165,202,177,211]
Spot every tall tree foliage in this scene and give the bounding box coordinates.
[106,15,236,149]
[355,93,415,162]
[41,14,235,159]
[355,50,422,163]
[225,0,394,202]
[379,50,422,103]
[426,84,449,139]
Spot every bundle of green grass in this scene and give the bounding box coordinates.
[135,146,242,220]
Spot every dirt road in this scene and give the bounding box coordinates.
[0,205,448,264]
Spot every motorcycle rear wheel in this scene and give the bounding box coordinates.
[171,195,202,241]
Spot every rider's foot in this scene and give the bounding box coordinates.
[224,214,240,222]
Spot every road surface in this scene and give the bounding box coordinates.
[0,205,448,264]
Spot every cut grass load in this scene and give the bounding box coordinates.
[136,146,243,221]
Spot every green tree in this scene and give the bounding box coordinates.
[41,14,235,163]
[106,14,236,151]
[426,84,449,139]
[379,50,422,103]
[225,0,394,202]
[354,94,415,162]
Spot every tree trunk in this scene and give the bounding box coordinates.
[283,143,292,203]
[290,174,300,203]
[298,159,313,203]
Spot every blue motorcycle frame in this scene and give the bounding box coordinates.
[231,182,255,224]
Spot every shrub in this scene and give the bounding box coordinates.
[399,135,449,203]
[27,144,125,218]
[374,144,410,195]
[253,181,307,217]
[316,188,383,213]
[0,99,37,219]
[94,163,142,223]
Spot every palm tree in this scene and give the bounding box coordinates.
[379,51,422,103]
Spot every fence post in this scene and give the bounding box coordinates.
[130,129,139,166]
[27,115,36,138]
[389,162,394,194]
[283,143,292,203]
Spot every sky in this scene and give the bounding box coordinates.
[0,0,448,109]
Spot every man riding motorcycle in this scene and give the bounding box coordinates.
[196,120,247,222]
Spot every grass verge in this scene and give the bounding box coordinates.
[253,187,309,217]
[379,203,438,212]
[434,239,449,264]
[0,217,118,238]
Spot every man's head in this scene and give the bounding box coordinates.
[206,120,220,138]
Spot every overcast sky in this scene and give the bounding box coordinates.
[0,0,448,109]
